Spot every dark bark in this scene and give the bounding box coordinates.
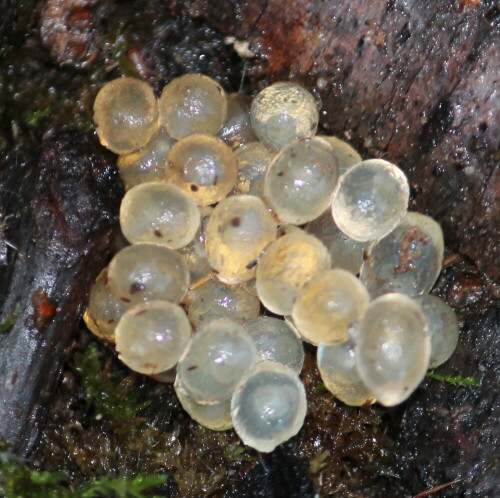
[0,133,122,455]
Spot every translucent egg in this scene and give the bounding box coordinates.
[185,277,260,327]
[250,82,319,150]
[120,182,200,249]
[239,279,256,299]
[149,366,177,384]
[317,341,376,406]
[176,319,257,404]
[117,129,174,188]
[115,300,192,375]
[175,379,233,431]
[320,136,362,175]
[414,295,459,368]
[233,142,274,197]
[218,93,257,149]
[93,77,159,154]
[256,231,331,315]
[83,267,126,342]
[277,224,302,237]
[355,293,430,406]
[108,243,190,307]
[264,138,339,225]
[178,206,213,286]
[292,269,370,345]
[205,194,277,284]
[331,159,409,242]
[167,134,237,206]
[159,74,227,139]
[231,361,307,453]
[360,212,444,298]
[244,317,304,374]
[306,210,370,275]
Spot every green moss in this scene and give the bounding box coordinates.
[0,304,20,333]
[314,381,327,394]
[74,343,151,424]
[25,108,52,127]
[426,370,479,387]
[78,474,166,497]
[0,441,166,498]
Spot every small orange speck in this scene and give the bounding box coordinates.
[38,302,56,318]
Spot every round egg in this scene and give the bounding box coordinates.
[176,319,257,404]
[93,77,159,154]
[167,134,237,206]
[355,293,430,406]
[331,159,409,242]
[107,243,190,307]
[115,300,192,375]
[250,82,319,150]
[231,361,307,452]
[159,74,227,139]
[120,182,200,249]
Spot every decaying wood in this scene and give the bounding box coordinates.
[0,133,122,455]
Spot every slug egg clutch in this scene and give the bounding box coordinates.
[86,74,459,452]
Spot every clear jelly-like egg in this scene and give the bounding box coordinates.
[175,379,233,431]
[250,82,319,150]
[205,194,277,284]
[115,300,192,375]
[244,317,304,374]
[256,231,331,315]
[360,212,444,298]
[320,136,362,175]
[159,74,227,139]
[178,206,213,286]
[242,278,258,297]
[306,210,370,275]
[292,269,370,345]
[231,361,307,452]
[414,294,459,368]
[176,319,257,404]
[264,137,339,225]
[117,129,174,189]
[355,293,430,406]
[233,142,275,197]
[83,267,126,342]
[185,276,260,327]
[93,77,159,154]
[218,93,257,149]
[107,243,190,307]
[120,182,200,249]
[317,341,376,406]
[167,134,237,206]
[331,159,409,242]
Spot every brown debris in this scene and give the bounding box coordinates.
[40,0,99,70]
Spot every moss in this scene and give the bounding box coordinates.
[0,441,166,498]
[74,343,151,424]
[24,108,52,127]
[426,370,479,387]
[0,304,20,333]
